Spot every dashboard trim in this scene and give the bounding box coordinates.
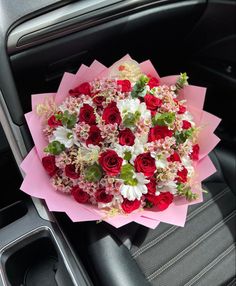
[7,0,189,54]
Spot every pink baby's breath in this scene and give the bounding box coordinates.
[74,122,90,141]
[55,152,72,169]
[51,174,73,194]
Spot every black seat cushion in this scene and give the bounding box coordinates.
[86,146,236,286]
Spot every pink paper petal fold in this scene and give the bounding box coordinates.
[20,174,45,199]
[103,213,138,228]
[196,155,217,182]
[198,133,220,160]
[135,216,160,229]
[31,93,56,110]
[140,60,160,79]
[143,203,188,227]
[179,85,206,110]
[160,75,178,86]
[25,112,47,159]
[75,64,89,79]
[56,72,76,104]
[20,149,52,199]
[87,60,107,81]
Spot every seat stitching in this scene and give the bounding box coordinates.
[226,278,236,286]
[132,186,230,258]
[147,211,235,281]
[147,210,236,281]
[184,243,236,286]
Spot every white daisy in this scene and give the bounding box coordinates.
[130,138,145,164]
[113,143,133,160]
[150,152,168,169]
[50,126,77,148]
[117,98,151,122]
[114,138,144,163]
[120,173,149,201]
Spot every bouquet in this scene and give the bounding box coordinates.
[20,55,221,228]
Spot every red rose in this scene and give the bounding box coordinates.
[167,152,181,162]
[177,167,188,183]
[92,95,104,107]
[42,155,58,177]
[119,128,135,146]
[102,102,122,125]
[48,115,62,128]
[99,150,123,176]
[145,194,156,205]
[69,82,91,97]
[148,77,160,89]
[121,199,141,213]
[134,152,156,177]
[146,192,173,211]
[178,105,186,114]
[117,79,132,92]
[65,164,80,179]
[86,125,102,146]
[148,125,173,142]
[182,120,192,129]
[71,186,89,203]
[146,177,157,194]
[79,104,96,125]
[144,94,162,111]
[190,144,200,161]
[95,189,113,203]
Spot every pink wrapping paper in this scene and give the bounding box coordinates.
[20,55,221,228]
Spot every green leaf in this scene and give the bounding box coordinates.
[175,72,189,92]
[44,141,65,155]
[55,112,63,120]
[67,114,77,129]
[66,132,73,139]
[123,111,141,127]
[61,111,77,129]
[177,183,198,201]
[145,200,154,208]
[121,163,134,172]
[140,74,149,85]
[152,112,175,126]
[131,75,149,98]
[84,163,103,182]
[123,113,136,127]
[124,151,132,161]
[175,128,194,144]
[134,111,141,119]
[120,164,135,181]
[120,164,138,186]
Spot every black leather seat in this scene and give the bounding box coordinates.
[86,146,236,286]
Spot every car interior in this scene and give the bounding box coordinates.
[0,0,235,285]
